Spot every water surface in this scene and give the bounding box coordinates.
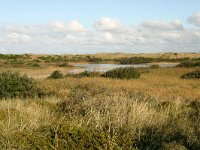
[70,63,177,73]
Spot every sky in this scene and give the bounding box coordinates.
[0,0,200,54]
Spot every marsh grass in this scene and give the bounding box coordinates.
[0,66,199,149]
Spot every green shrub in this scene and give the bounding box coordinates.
[78,71,101,77]
[0,54,26,60]
[48,70,63,79]
[78,71,91,77]
[87,57,103,63]
[181,70,200,79]
[32,63,41,67]
[118,57,154,64]
[59,63,69,67]
[8,123,110,150]
[101,67,141,79]
[177,61,200,68]
[27,63,41,67]
[65,71,101,78]
[150,64,159,69]
[0,72,41,99]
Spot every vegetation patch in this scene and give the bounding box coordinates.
[101,67,141,79]
[150,64,160,69]
[87,56,103,63]
[118,57,154,64]
[181,69,200,79]
[27,62,41,67]
[58,63,70,67]
[0,72,42,99]
[48,70,63,79]
[77,71,101,78]
[177,61,200,68]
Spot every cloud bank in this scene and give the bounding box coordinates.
[0,14,200,54]
[187,12,200,27]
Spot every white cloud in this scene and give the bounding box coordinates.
[103,32,113,41]
[187,12,200,27]
[0,16,200,54]
[7,33,32,42]
[48,20,85,32]
[67,20,85,32]
[94,17,121,31]
[142,20,183,30]
[48,21,66,32]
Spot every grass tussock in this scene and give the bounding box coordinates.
[0,92,199,149]
[0,66,199,149]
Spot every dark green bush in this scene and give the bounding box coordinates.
[7,123,110,150]
[0,54,26,60]
[78,71,101,77]
[118,57,154,64]
[150,64,160,69]
[78,71,91,77]
[116,56,199,64]
[101,67,141,79]
[181,70,200,79]
[65,71,101,78]
[0,72,41,99]
[31,63,41,67]
[27,63,41,67]
[48,70,63,79]
[59,63,70,67]
[87,57,103,63]
[38,56,68,63]
[177,61,200,68]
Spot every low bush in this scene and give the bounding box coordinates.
[79,71,92,77]
[48,70,63,79]
[118,57,154,64]
[101,67,141,79]
[31,63,41,67]
[27,63,41,67]
[177,61,200,68]
[58,63,70,67]
[87,57,103,63]
[65,71,101,78]
[150,64,160,69]
[7,123,110,150]
[0,72,41,99]
[181,69,200,79]
[78,71,101,77]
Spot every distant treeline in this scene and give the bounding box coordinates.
[0,54,30,59]
[0,54,200,66]
[116,57,200,64]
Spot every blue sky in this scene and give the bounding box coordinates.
[0,0,200,54]
[1,0,199,25]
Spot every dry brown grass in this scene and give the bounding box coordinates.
[39,67,199,100]
[0,65,74,79]
[0,55,199,149]
[28,52,200,60]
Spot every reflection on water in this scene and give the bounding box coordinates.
[70,63,177,73]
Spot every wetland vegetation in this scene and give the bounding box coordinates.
[0,53,199,149]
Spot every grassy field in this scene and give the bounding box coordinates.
[0,53,199,149]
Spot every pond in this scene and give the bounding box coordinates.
[69,63,178,73]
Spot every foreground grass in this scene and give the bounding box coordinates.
[0,67,199,149]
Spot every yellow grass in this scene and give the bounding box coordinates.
[37,67,199,100]
[0,54,199,149]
